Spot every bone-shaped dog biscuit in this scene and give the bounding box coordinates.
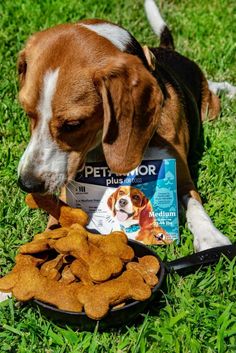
[19,239,50,254]
[25,193,89,227]
[77,270,151,320]
[87,231,134,262]
[34,227,69,241]
[51,225,124,282]
[40,254,64,280]
[128,255,160,288]
[0,251,159,319]
[17,224,125,283]
[0,258,83,312]
[70,258,93,285]
[0,254,48,292]
[86,244,123,282]
[52,228,89,255]
[138,255,160,274]
[14,266,83,312]
[71,242,123,283]
[0,195,160,319]
[59,265,76,284]
[15,253,48,267]
[0,272,19,292]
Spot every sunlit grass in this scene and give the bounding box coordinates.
[0,0,235,352]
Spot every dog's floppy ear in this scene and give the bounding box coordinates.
[93,54,163,173]
[141,194,149,208]
[139,201,154,228]
[107,189,119,215]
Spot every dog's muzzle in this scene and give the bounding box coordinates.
[119,198,128,207]
[18,173,46,193]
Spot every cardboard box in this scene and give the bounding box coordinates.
[66,153,179,245]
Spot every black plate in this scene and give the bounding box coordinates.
[33,240,165,330]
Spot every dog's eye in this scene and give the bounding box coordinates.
[155,233,165,240]
[62,120,84,133]
[132,195,140,201]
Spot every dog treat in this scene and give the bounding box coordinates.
[0,254,46,293]
[0,241,160,319]
[25,193,89,227]
[18,224,125,283]
[15,253,48,267]
[34,227,69,241]
[87,231,135,262]
[0,197,160,319]
[86,244,123,282]
[71,242,123,283]
[19,239,50,254]
[139,255,160,274]
[13,266,83,312]
[33,231,52,241]
[59,265,76,284]
[70,258,93,285]
[126,255,160,288]
[50,225,125,282]
[0,259,83,312]
[0,272,19,292]
[77,270,152,320]
[40,254,64,280]
[52,228,89,254]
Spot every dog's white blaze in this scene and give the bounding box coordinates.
[115,195,134,214]
[144,0,166,36]
[183,197,231,252]
[18,69,69,191]
[80,23,131,51]
[38,69,59,121]
[208,80,236,99]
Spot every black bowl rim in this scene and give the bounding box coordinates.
[33,239,166,318]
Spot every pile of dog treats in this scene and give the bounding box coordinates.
[0,194,160,320]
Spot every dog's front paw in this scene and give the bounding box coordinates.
[185,198,232,253]
[194,226,231,252]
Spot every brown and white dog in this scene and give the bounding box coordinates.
[17,0,234,252]
[107,186,172,244]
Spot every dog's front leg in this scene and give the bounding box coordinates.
[182,194,231,252]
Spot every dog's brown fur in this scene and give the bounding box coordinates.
[17,14,227,251]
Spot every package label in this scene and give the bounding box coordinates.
[66,159,179,245]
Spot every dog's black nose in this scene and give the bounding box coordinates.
[119,198,128,207]
[18,175,45,193]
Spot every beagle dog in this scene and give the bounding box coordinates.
[107,186,172,244]
[17,0,234,252]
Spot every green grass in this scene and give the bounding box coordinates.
[0,0,236,352]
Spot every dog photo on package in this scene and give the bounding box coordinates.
[67,157,179,245]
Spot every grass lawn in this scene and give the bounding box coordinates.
[0,0,236,352]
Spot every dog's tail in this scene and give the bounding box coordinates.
[144,0,174,50]
[208,80,236,99]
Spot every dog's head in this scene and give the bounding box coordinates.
[107,186,149,224]
[17,21,163,193]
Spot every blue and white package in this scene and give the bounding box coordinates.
[66,158,179,245]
